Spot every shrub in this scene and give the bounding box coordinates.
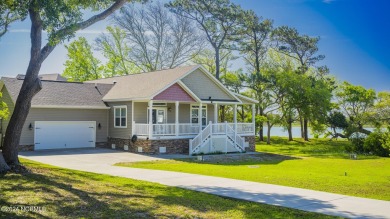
[363,131,389,157]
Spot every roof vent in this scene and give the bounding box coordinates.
[113,81,117,84]
[94,83,97,88]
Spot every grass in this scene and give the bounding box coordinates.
[0,158,337,219]
[116,137,390,201]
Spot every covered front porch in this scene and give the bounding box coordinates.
[132,100,256,139]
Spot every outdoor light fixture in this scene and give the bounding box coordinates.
[168,107,172,112]
[29,123,33,130]
[98,123,102,129]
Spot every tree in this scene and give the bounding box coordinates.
[63,37,104,82]
[96,26,140,77]
[0,0,138,173]
[166,0,245,80]
[0,3,23,38]
[238,10,273,141]
[111,2,202,72]
[272,26,325,141]
[336,82,376,135]
[0,92,9,173]
[374,91,390,125]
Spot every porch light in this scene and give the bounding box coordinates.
[168,107,172,112]
[98,123,102,129]
[29,123,33,130]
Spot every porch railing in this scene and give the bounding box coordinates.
[134,122,254,137]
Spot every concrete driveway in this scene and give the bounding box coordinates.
[20,148,390,219]
[20,148,188,169]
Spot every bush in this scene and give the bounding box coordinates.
[347,136,365,153]
[363,132,388,157]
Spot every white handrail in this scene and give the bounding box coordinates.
[189,122,212,155]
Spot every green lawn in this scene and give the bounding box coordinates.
[0,158,336,219]
[116,137,390,201]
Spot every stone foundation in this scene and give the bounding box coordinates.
[18,145,34,151]
[107,137,190,154]
[244,136,256,152]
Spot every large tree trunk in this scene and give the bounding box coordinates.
[259,124,264,141]
[215,47,220,80]
[287,122,293,141]
[0,153,10,173]
[300,116,304,138]
[2,8,44,166]
[266,121,272,145]
[259,108,264,141]
[303,118,309,141]
[0,0,127,173]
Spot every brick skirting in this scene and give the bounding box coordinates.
[106,137,190,154]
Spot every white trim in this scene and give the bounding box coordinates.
[194,66,242,103]
[197,101,240,105]
[148,65,200,99]
[190,104,207,127]
[131,101,134,136]
[147,106,168,124]
[113,105,128,128]
[234,93,259,104]
[176,81,202,102]
[32,105,110,110]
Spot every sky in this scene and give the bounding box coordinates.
[0,0,389,91]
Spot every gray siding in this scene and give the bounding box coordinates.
[167,103,175,123]
[133,102,148,123]
[179,104,190,123]
[181,69,235,101]
[22,108,108,145]
[107,101,132,139]
[207,104,215,123]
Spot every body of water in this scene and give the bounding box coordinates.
[262,127,375,138]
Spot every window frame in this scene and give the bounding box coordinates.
[190,104,207,126]
[113,105,127,128]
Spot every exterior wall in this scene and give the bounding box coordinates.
[107,101,132,139]
[135,102,191,124]
[153,83,195,102]
[207,104,215,123]
[181,69,235,101]
[244,136,256,152]
[106,137,189,154]
[179,104,190,123]
[133,102,148,123]
[20,108,109,145]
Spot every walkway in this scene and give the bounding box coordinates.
[20,148,390,219]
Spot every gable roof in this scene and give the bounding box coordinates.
[16,73,67,81]
[86,65,199,101]
[1,77,113,109]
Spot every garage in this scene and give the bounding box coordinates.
[34,121,96,150]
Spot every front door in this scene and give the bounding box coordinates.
[152,109,166,124]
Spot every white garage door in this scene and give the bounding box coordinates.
[34,121,96,150]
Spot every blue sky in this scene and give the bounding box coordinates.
[0,0,389,91]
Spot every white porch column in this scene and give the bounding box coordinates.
[234,104,237,132]
[148,100,153,139]
[175,101,179,136]
[199,102,203,131]
[213,103,218,124]
[252,104,256,134]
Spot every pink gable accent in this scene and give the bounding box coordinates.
[153,83,196,102]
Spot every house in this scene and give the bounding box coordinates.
[0,65,257,155]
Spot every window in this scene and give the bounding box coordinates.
[191,105,207,126]
[114,106,127,128]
